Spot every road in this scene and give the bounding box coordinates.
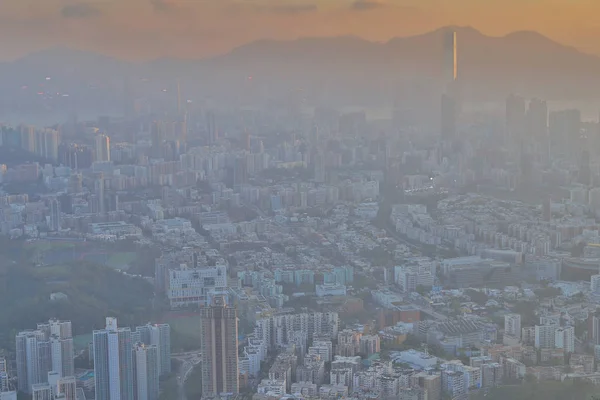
[172,351,201,400]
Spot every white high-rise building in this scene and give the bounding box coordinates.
[95,134,111,162]
[49,198,61,232]
[133,343,160,400]
[31,383,52,400]
[37,319,74,378]
[534,325,556,349]
[93,318,134,400]
[57,376,77,400]
[504,314,522,339]
[135,324,171,376]
[16,330,48,393]
[555,326,575,354]
[167,264,227,308]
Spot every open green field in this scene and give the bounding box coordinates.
[106,252,137,270]
[24,240,77,252]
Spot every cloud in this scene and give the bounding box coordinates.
[61,3,102,19]
[351,0,385,11]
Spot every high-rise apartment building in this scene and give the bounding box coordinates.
[200,295,239,397]
[555,326,575,354]
[93,318,134,400]
[49,198,61,232]
[20,125,36,153]
[534,324,556,349]
[16,330,43,393]
[57,376,77,400]
[16,320,74,394]
[95,134,111,162]
[504,314,522,340]
[132,343,160,400]
[35,129,59,161]
[206,111,218,145]
[37,319,74,378]
[135,324,171,376]
[31,383,52,400]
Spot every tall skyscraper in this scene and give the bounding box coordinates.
[135,324,171,376]
[200,295,239,397]
[93,318,134,400]
[20,125,36,153]
[441,30,459,141]
[132,343,160,400]
[17,320,74,394]
[206,111,218,145]
[95,134,111,162]
[93,172,106,214]
[35,129,59,161]
[49,198,61,232]
[443,30,457,85]
[504,314,522,339]
[16,330,49,393]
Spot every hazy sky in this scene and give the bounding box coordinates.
[2,0,600,60]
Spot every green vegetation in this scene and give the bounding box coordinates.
[184,364,203,399]
[163,315,201,352]
[473,379,598,400]
[158,361,182,400]
[360,246,393,266]
[107,252,137,270]
[535,286,562,299]
[0,262,155,350]
[158,374,179,400]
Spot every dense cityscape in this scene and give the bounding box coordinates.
[3,7,600,400]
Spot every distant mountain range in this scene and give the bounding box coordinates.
[0,26,599,122]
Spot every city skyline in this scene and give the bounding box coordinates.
[3,0,600,61]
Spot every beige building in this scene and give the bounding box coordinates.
[200,295,239,397]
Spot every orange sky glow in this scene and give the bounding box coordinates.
[1,0,600,60]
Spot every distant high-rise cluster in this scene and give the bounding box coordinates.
[15,319,74,395]
[0,126,59,161]
[93,318,170,400]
